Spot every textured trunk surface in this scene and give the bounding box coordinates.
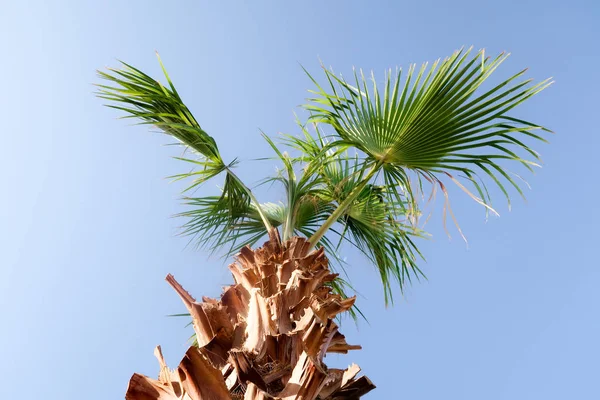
[125,235,375,400]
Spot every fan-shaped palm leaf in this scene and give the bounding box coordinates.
[305,48,552,226]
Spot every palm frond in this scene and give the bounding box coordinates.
[97,55,275,237]
[342,186,425,303]
[318,154,425,303]
[177,196,284,256]
[305,47,553,214]
[280,128,425,302]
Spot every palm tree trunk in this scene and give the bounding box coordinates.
[125,233,375,400]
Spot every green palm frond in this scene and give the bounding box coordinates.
[177,196,283,255]
[341,184,425,303]
[279,127,425,302]
[97,55,274,235]
[305,47,553,215]
[317,153,424,302]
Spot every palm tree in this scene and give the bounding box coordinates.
[98,47,552,399]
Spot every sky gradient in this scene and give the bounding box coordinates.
[1,1,599,398]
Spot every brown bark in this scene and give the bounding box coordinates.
[125,235,375,400]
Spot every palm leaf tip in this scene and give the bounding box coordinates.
[305,47,553,213]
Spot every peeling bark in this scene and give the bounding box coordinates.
[125,236,375,400]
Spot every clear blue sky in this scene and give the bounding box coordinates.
[1,1,598,399]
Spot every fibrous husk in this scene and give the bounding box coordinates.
[125,234,375,400]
